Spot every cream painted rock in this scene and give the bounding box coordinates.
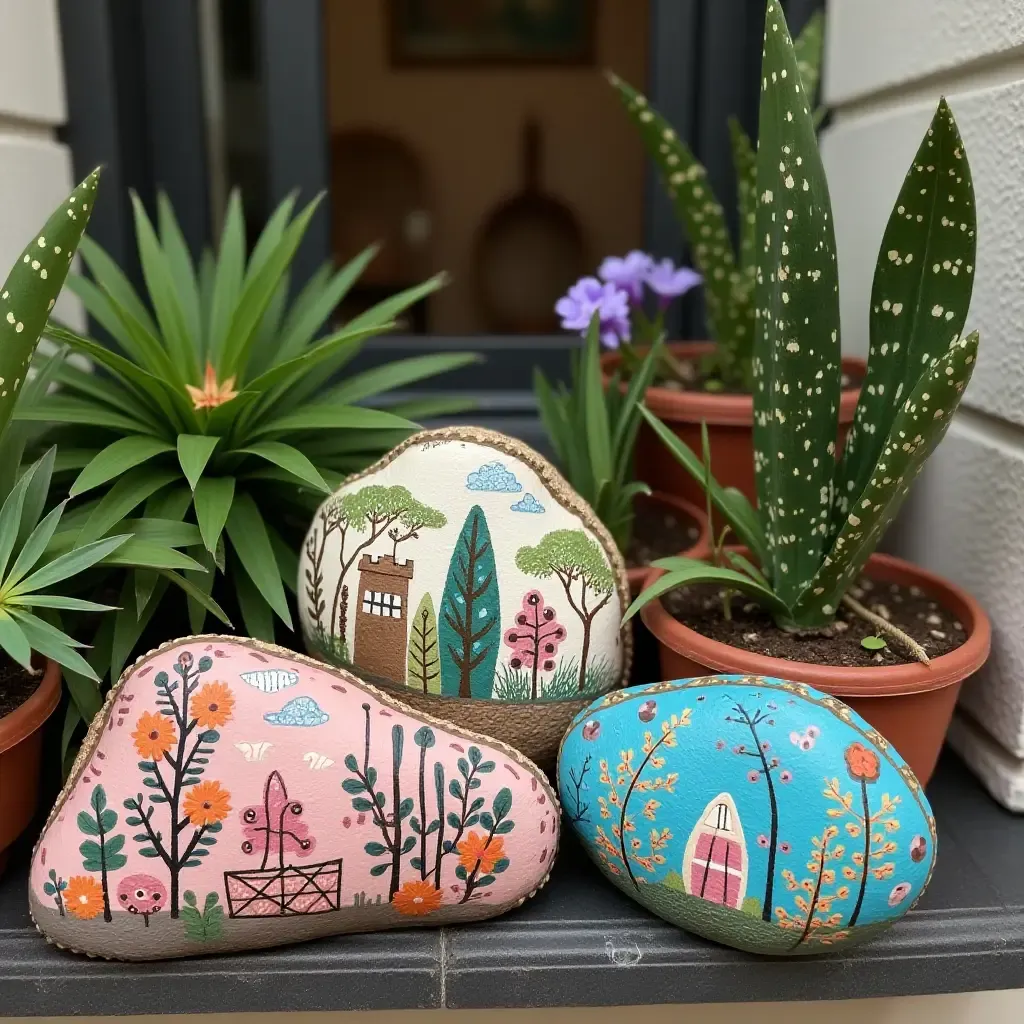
[559,676,937,956]
[30,637,559,961]
[298,427,630,768]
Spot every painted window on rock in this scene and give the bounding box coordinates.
[362,591,404,618]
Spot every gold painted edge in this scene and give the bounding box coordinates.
[30,632,562,961]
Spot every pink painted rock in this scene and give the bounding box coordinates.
[30,636,559,960]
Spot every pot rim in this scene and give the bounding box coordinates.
[601,341,866,427]
[639,551,991,697]
[0,657,61,755]
[626,491,711,595]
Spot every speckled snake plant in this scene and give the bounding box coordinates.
[625,1,978,644]
[608,12,823,390]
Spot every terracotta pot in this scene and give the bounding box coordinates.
[0,658,61,877]
[625,491,711,597]
[602,341,866,507]
[639,552,991,785]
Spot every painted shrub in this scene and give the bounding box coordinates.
[298,428,628,702]
[29,637,560,961]
[558,676,936,955]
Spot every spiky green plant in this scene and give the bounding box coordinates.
[625,1,978,638]
[607,11,824,391]
[534,314,658,552]
[29,190,477,668]
[0,172,219,736]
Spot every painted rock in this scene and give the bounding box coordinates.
[30,637,559,961]
[298,426,630,768]
[558,675,936,956]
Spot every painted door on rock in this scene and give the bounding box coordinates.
[682,793,748,909]
[298,431,627,702]
[29,639,560,960]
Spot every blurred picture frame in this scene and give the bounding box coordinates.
[388,0,595,67]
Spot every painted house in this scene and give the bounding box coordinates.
[353,554,414,684]
[682,793,748,910]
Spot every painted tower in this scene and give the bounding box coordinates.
[682,792,749,910]
[353,554,415,683]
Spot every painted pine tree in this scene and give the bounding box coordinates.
[407,593,441,694]
[439,505,500,699]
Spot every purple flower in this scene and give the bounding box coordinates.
[598,251,653,304]
[645,259,702,308]
[555,276,631,349]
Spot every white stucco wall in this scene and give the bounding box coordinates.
[822,0,1024,784]
[0,0,80,328]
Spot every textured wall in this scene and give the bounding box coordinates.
[821,2,1024,783]
[0,0,80,329]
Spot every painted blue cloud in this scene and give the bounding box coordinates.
[511,493,545,514]
[264,695,329,727]
[466,460,522,493]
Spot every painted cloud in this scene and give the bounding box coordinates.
[465,461,523,493]
[510,493,545,514]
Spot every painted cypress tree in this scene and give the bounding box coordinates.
[407,593,441,693]
[439,505,500,698]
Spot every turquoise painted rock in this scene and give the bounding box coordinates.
[558,675,937,956]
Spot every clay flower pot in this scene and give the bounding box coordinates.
[0,658,61,876]
[602,341,866,507]
[625,491,711,597]
[639,552,991,785]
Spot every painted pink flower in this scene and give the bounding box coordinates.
[761,741,771,752]
[757,834,769,848]
[715,739,726,750]
[733,745,746,755]
[780,770,793,783]
[747,770,760,783]
[780,842,791,854]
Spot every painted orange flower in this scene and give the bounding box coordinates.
[392,879,443,916]
[193,682,234,729]
[132,711,177,761]
[845,742,881,783]
[186,361,238,410]
[183,780,232,826]
[65,875,105,920]
[457,831,506,876]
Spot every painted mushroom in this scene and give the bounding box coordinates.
[117,873,167,926]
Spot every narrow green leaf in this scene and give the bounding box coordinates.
[833,98,976,534]
[53,357,161,430]
[76,469,177,545]
[5,500,67,590]
[207,190,246,363]
[235,442,329,493]
[245,192,297,283]
[793,10,825,103]
[386,395,478,422]
[12,534,129,596]
[193,477,235,554]
[18,446,56,548]
[120,517,202,548]
[344,273,447,335]
[10,594,115,612]
[131,192,199,379]
[0,456,37,579]
[581,316,613,490]
[14,394,156,434]
[177,434,220,491]
[8,611,97,680]
[157,191,202,346]
[623,559,790,623]
[0,612,32,669]
[159,568,231,626]
[78,234,159,338]
[728,117,757,276]
[224,492,292,627]
[753,0,840,606]
[102,538,206,573]
[322,351,481,408]
[0,169,100,438]
[256,404,417,437]
[110,574,169,684]
[185,548,216,633]
[71,437,174,497]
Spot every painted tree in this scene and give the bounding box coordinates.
[515,530,615,692]
[438,745,494,888]
[308,485,446,638]
[504,590,566,699]
[721,700,790,922]
[124,650,233,917]
[42,870,67,916]
[409,727,441,881]
[824,742,900,928]
[775,825,851,948]
[439,505,500,698]
[341,703,416,901]
[76,784,126,922]
[594,710,688,887]
[407,593,441,693]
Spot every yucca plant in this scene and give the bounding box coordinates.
[625,1,978,653]
[607,11,824,391]
[30,190,477,671]
[534,315,660,552]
